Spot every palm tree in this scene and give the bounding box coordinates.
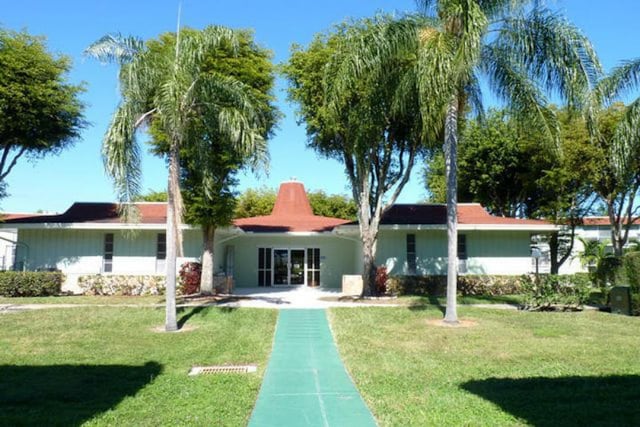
[86,27,265,331]
[589,58,640,256]
[337,2,599,323]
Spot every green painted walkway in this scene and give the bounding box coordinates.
[248,309,377,427]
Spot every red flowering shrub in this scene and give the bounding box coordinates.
[179,262,201,295]
[375,266,388,295]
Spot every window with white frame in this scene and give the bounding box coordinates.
[103,233,114,273]
[407,234,416,274]
[156,233,166,273]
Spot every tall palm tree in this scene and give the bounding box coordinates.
[86,27,265,331]
[335,2,600,322]
[590,58,640,256]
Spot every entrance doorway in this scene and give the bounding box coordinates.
[273,248,305,285]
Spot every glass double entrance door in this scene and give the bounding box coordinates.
[273,249,305,285]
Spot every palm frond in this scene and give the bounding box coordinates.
[493,7,601,111]
[612,98,640,180]
[595,57,640,104]
[481,44,559,143]
[84,33,144,64]
[102,103,143,221]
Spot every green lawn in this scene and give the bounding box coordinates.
[0,306,277,426]
[0,295,167,305]
[330,306,640,426]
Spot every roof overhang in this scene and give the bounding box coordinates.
[335,223,558,233]
[0,223,244,234]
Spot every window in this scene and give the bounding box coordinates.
[307,248,321,287]
[458,234,467,274]
[407,234,416,274]
[258,248,272,287]
[156,233,166,273]
[103,233,114,273]
[457,234,467,259]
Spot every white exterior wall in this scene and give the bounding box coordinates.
[376,229,535,276]
[16,228,205,293]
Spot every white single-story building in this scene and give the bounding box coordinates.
[1,181,557,293]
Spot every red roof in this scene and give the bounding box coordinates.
[582,217,640,226]
[2,203,167,224]
[379,204,551,226]
[233,182,351,232]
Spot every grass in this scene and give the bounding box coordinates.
[0,306,277,426]
[0,294,235,306]
[329,306,640,426]
[0,295,167,305]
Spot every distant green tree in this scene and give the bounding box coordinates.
[307,190,358,220]
[234,187,357,220]
[133,189,167,202]
[0,29,85,198]
[234,187,276,218]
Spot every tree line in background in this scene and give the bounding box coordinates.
[135,187,358,220]
[5,1,640,328]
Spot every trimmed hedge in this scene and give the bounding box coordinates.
[386,275,524,296]
[78,275,167,296]
[0,272,64,297]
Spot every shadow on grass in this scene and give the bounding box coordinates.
[407,295,446,314]
[177,305,238,328]
[462,375,640,426]
[0,362,162,426]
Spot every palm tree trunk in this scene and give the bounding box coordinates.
[164,142,180,332]
[444,96,459,324]
[200,225,215,295]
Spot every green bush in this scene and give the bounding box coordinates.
[78,275,166,296]
[631,293,640,316]
[0,271,64,297]
[621,252,640,293]
[521,274,593,310]
[386,275,523,296]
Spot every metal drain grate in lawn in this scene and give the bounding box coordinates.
[188,365,257,375]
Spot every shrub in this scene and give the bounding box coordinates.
[375,266,388,295]
[631,293,640,316]
[521,274,593,310]
[621,252,640,293]
[0,271,64,297]
[79,275,165,296]
[179,262,201,295]
[386,275,523,297]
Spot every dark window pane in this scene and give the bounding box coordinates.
[258,270,265,287]
[258,248,265,269]
[313,271,320,286]
[307,248,313,268]
[314,249,320,268]
[458,235,467,259]
[265,248,272,269]
[265,273,272,287]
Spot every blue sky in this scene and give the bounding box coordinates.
[2,0,639,213]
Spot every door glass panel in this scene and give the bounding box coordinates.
[274,249,289,285]
[290,250,305,285]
